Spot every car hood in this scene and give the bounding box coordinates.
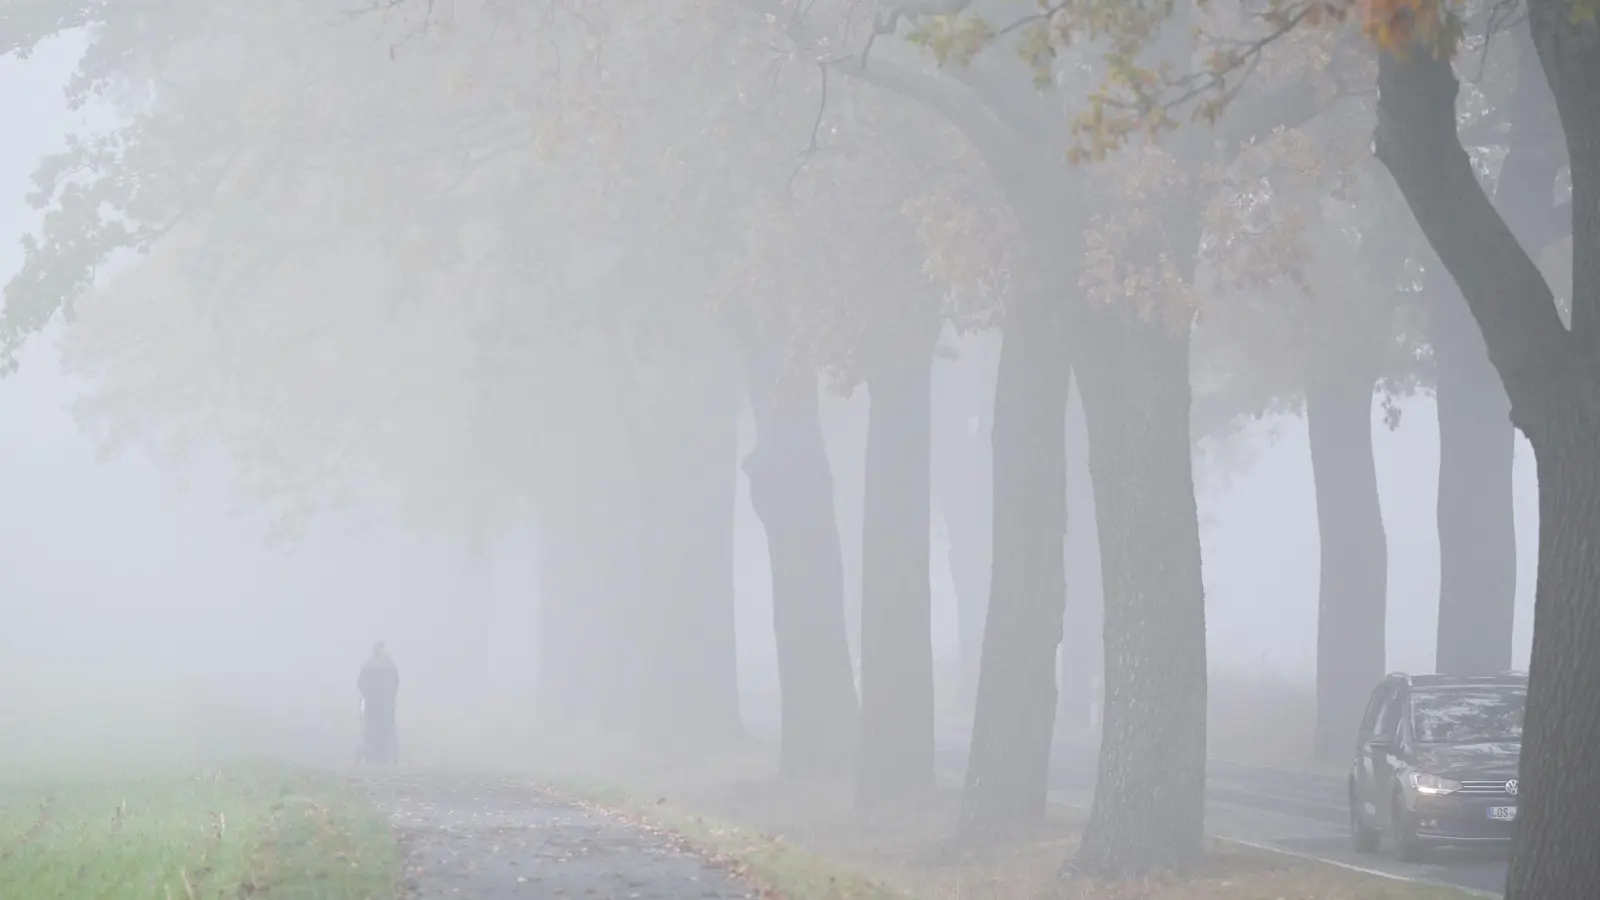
[1414,742,1521,779]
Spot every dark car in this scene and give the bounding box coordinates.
[1348,671,1525,860]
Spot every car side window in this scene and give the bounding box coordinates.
[1360,685,1391,739]
[1378,690,1405,741]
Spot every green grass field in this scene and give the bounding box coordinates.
[0,765,399,900]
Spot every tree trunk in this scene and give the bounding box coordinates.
[457,526,493,695]
[1508,14,1600,895]
[1059,377,1104,741]
[634,347,743,756]
[933,329,998,719]
[1306,367,1389,762]
[1070,306,1207,877]
[1423,20,1553,679]
[1506,420,1600,899]
[959,293,1068,832]
[1372,25,1600,898]
[535,452,643,738]
[536,517,590,731]
[738,333,859,779]
[856,328,937,807]
[1428,277,1517,676]
[821,391,869,674]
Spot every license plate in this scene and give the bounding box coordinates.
[1488,806,1517,821]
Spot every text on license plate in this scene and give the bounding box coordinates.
[1488,806,1518,821]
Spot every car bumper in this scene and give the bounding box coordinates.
[1409,796,1518,844]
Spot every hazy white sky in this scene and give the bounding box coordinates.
[0,32,1537,739]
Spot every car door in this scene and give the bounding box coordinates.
[1372,689,1407,826]
[1355,684,1396,822]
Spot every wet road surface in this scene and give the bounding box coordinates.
[1193,758,1506,897]
[932,728,1507,897]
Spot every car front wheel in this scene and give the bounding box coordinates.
[1350,784,1379,854]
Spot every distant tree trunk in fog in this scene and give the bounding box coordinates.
[457,518,493,693]
[633,339,744,756]
[933,329,998,718]
[822,392,869,673]
[1429,278,1517,677]
[1071,304,1208,876]
[856,319,938,807]
[1307,367,1388,763]
[960,293,1068,832]
[1058,379,1104,740]
[536,520,589,729]
[536,445,643,736]
[737,327,859,778]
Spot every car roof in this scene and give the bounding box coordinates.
[1389,672,1528,690]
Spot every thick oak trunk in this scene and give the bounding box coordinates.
[1428,281,1517,676]
[959,293,1068,832]
[1374,26,1600,897]
[932,331,998,718]
[856,333,937,806]
[1306,368,1389,763]
[739,340,859,779]
[634,352,743,756]
[1507,12,1600,895]
[1070,307,1207,877]
[1506,422,1600,899]
[1058,379,1103,741]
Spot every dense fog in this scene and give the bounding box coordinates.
[3,4,1591,893]
[0,30,1539,765]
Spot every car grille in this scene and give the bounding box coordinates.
[1456,780,1517,797]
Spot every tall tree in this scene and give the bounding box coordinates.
[1427,267,1517,676]
[932,327,999,717]
[857,305,941,804]
[1371,3,1598,895]
[1431,23,1565,677]
[739,332,862,776]
[961,268,1070,831]
[820,389,869,670]
[725,90,995,799]
[1058,380,1103,741]
[629,316,745,754]
[729,0,1326,865]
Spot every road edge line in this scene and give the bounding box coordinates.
[1042,790,1499,899]
[1211,834,1501,899]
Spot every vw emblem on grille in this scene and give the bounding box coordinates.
[1506,779,1519,796]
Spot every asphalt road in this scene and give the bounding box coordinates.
[934,729,1508,897]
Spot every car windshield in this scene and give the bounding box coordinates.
[1410,687,1525,744]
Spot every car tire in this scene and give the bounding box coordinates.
[1350,785,1380,854]
[1389,791,1426,863]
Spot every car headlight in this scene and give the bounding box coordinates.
[1410,772,1462,795]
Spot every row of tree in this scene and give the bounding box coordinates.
[1,0,1592,896]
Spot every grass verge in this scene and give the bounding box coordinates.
[534,749,1481,900]
[0,764,399,900]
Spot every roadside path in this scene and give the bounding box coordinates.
[358,770,757,900]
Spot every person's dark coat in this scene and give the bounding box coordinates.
[359,644,400,763]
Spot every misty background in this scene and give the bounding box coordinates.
[0,29,1538,767]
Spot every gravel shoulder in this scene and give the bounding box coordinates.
[358,769,758,900]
